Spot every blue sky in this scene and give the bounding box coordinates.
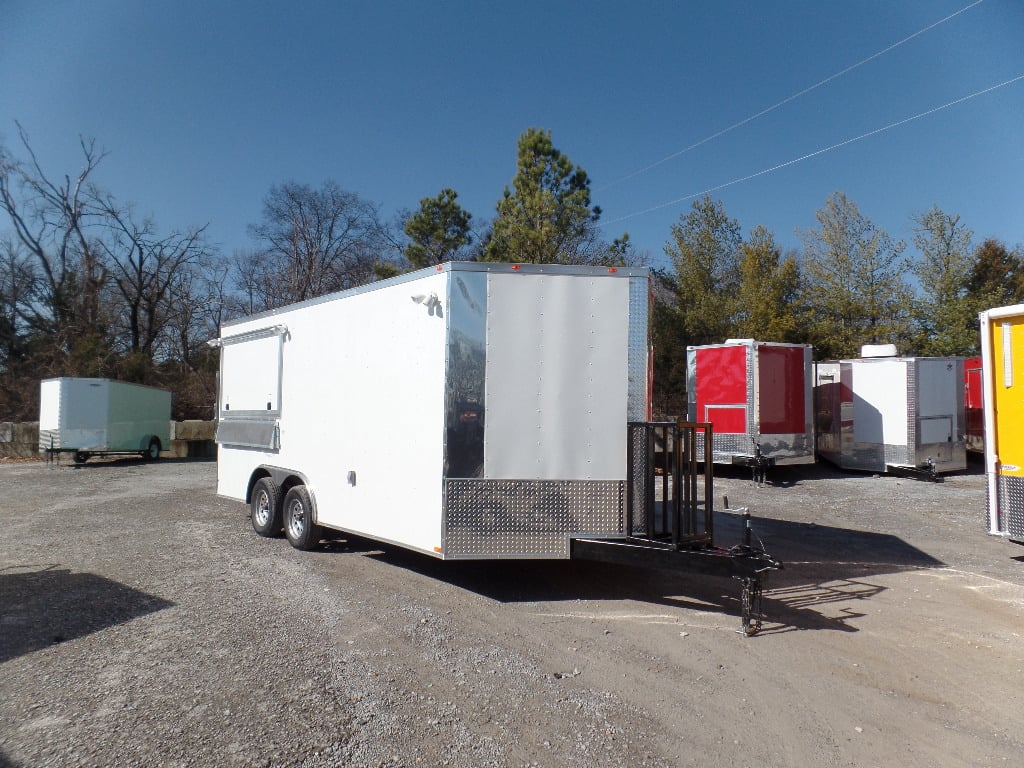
[2,0,1022,273]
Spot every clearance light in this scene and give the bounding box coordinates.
[608,267,618,273]
[433,546,443,554]
[511,264,521,271]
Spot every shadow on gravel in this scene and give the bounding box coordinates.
[727,512,943,634]
[46,456,215,470]
[0,565,174,663]
[320,512,942,634]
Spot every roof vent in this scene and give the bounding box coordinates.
[861,344,898,358]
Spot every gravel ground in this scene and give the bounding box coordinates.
[1,456,1023,767]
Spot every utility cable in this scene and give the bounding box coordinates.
[597,0,986,192]
[603,72,1024,225]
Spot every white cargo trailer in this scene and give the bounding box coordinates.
[38,377,171,463]
[214,262,653,557]
[214,263,784,634]
[814,347,966,476]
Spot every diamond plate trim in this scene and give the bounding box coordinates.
[746,345,756,434]
[906,361,917,458]
[884,443,912,468]
[1000,474,1024,538]
[629,425,650,535]
[627,277,649,421]
[698,432,755,463]
[443,479,624,557]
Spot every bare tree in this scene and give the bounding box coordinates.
[0,237,33,363]
[241,181,398,311]
[0,236,39,417]
[98,196,212,360]
[165,254,227,368]
[0,123,109,370]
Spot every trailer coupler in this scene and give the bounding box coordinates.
[731,441,774,485]
[734,560,777,636]
[728,541,781,635]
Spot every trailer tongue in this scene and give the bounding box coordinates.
[572,421,782,636]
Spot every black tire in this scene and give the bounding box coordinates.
[143,437,161,461]
[283,485,321,551]
[73,451,89,464]
[250,477,282,537]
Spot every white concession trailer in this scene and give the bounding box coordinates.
[38,377,171,462]
[214,262,652,557]
[814,347,966,476]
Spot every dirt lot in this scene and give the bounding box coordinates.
[1,456,1022,767]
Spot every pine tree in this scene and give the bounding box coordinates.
[800,192,913,358]
[663,195,741,346]
[403,188,472,268]
[734,225,801,342]
[910,206,975,355]
[485,128,604,264]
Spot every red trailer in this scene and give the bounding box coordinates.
[965,356,983,453]
[686,340,814,477]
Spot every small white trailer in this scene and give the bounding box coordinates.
[213,262,781,633]
[814,346,966,477]
[38,377,171,463]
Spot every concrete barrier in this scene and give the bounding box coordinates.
[167,420,217,459]
[0,422,40,458]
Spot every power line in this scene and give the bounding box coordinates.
[597,0,986,192]
[603,73,1024,225]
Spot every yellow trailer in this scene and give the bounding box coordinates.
[981,304,1024,543]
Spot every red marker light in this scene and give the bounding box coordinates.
[608,267,618,273]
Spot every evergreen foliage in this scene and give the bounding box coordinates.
[799,192,914,359]
[911,206,976,355]
[966,238,1024,312]
[484,128,628,265]
[663,195,742,346]
[735,226,801,342]
[403,188,472,267]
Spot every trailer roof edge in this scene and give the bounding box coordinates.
[220,261,650,329]
[979,303,1024,321]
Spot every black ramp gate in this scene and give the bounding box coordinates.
[572,420,782,636]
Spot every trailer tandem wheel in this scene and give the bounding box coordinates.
[251,477,283,537]
[143,437,161,461]
[283,486,321,551]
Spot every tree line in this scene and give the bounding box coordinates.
[2,124,1022,421]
